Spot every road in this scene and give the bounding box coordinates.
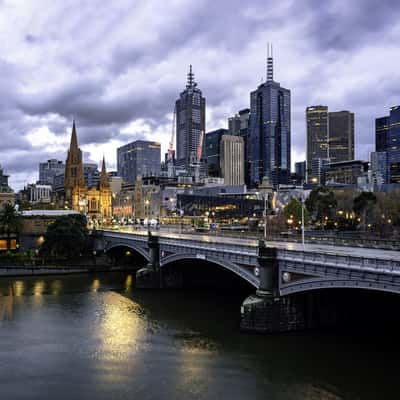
[104,226,400,262]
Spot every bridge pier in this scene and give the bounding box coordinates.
[240,241,305,333]
[136,234,162,289]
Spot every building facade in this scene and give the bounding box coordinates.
[39,159,65,186]
[249,53,290,187]
[328,111,354,163]
[306,105,328,182]
[220,135,245,186]
[64,121,111,222]
[117,140,161,184]
[175,65,206,174]
[204,129,227,177]
[325,160,368,185]
[375,106,400,183]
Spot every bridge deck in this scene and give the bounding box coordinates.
[103,229,400,262]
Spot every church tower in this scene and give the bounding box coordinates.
[64,121,86,211]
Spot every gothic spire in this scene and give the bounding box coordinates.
[100,155,109,188]
[266,43,273,82]
[70,120,78,150]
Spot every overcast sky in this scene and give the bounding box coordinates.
[1,0,400,190]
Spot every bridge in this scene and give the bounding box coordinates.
[96,229,400,333]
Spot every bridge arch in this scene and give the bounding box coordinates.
[160,253,259,288]
[280,278,400,297]
[106,243,150,262]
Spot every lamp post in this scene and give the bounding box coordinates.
[145,198,150,235]
[263,193,268,240]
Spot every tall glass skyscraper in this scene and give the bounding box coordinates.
[117,140,161,184]
[328,111,354,163]
[249,50,291,187]
[175,66,206,174]
[375,106,400,183]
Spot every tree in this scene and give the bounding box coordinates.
[0,203,22,250]
[41,214,91,258]
[305,187,337,227]
[353,192,377,231]
[284,198,309,229]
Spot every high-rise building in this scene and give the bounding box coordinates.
[306,105,328,182]
[0,166,12,193]
[39,159,65,186]
[204,129,227,177]
[328,111,354,163]
[228,108,251,185]
[117,140,161,184]
[84,163,100,188]
[249,48,290,187]
[175,65,206,174]
[294,161,306,183]
[370,151,388,185]
[220,135,245,186]
[375,106,400,183]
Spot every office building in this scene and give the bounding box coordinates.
[295,161,307,184]
[370,151,388,185]
[39,159,65,186]
[249,48,290,187]
[175,65,206,174]
[84,163,100,188]
[375,106,400,183]
[306,106,328,182]
[0,166,12,193]
[325,160,368,185]
[117,140,161,184]
[228,108,251,185]
[328,111,354,163]
[220,135,245,186]
[204,129,227,177]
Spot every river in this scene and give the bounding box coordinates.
[0,272,397,399]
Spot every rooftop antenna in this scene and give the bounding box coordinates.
[267,43,273,82]
[186,65,196,88]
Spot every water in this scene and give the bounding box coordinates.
[0,272,398,399]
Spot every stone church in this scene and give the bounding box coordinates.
[64,121,112,223]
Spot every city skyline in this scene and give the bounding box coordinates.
[1,1,400,189]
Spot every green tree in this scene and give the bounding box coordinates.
[305,187,337,227]
[284,198,309,229]
[353,192,377,231]
[41,214,91,258]
[0,203,22,250]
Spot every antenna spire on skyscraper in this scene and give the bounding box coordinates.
[267,43,274,82]
[186,64,196,88]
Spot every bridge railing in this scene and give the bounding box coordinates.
[277,249,400,272]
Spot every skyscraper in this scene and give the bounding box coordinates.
[228,108,251,185]
[328,111,354,163]
[249,48,290,187]
[220,135,245,186]
[204,129,227,177]
[117,140,161,184]
[306,105,328,182]
[175,65,206,174]
[375,106,400,183]
[39,159,65,186]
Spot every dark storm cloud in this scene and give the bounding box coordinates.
[0,0,399,189]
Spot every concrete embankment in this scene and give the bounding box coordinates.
[0,265,126,277]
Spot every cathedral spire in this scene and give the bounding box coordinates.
[100,155,109,188]
[70,120,78,150]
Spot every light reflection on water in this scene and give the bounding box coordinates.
[0,273,396,399]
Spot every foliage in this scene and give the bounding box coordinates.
[283,198,309,229]
[353,192,377,231]
[0,203,22,250]
[41,214,91,258]
[305,187,337,226]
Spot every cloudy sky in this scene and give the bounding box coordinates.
[1,0,400,189]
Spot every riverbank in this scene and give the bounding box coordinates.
[0,265,127,277]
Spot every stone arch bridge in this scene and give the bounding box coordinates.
[97,230,400,333]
